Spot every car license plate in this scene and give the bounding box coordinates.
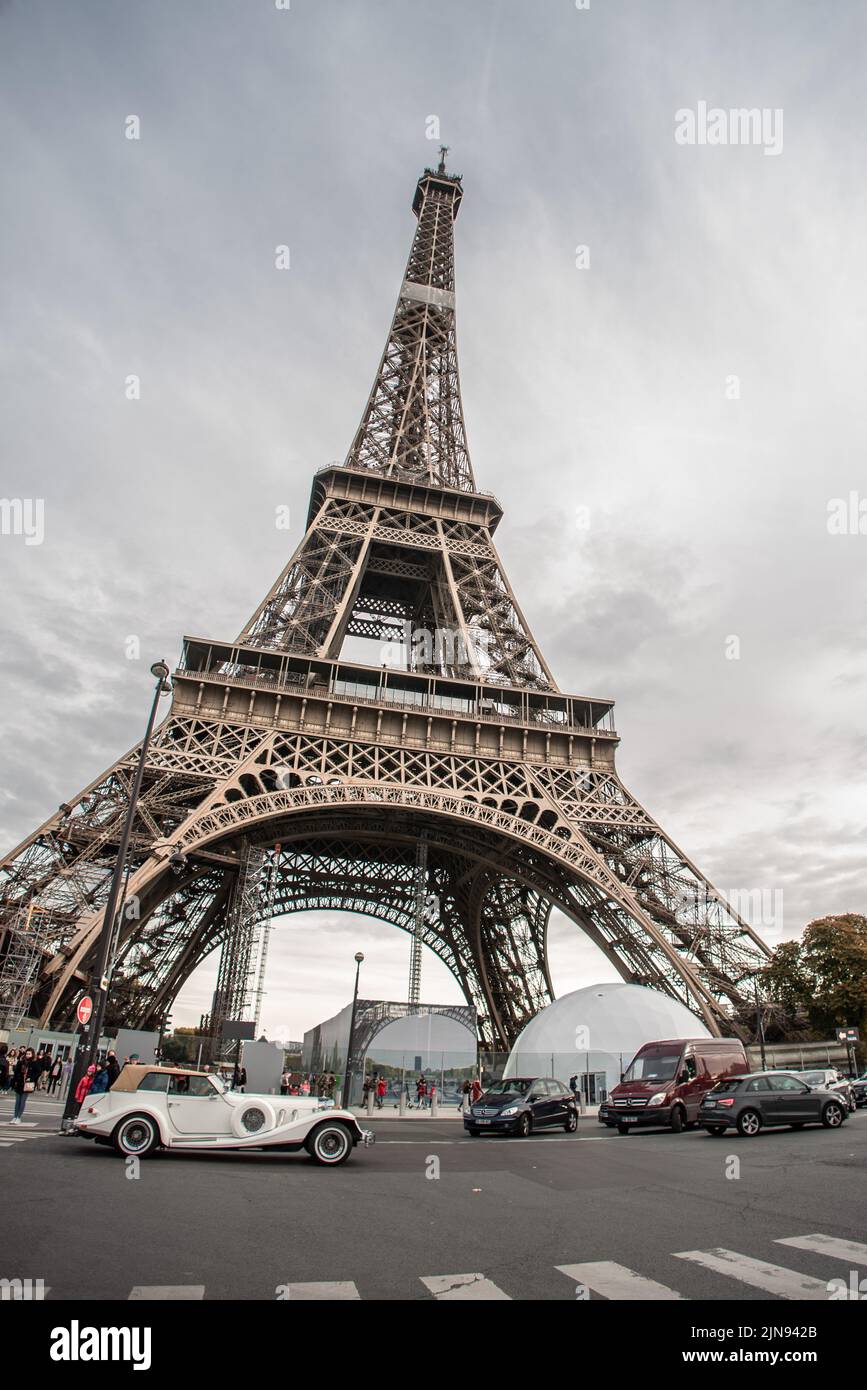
[622,1116,637,1124]
[477,1118,491,1125]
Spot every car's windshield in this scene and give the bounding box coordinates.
[484,1079,533,1095]
[798,1071,826,1086]
[623,1049,682,1083]
[209,1074,227,1094]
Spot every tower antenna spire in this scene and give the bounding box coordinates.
[437,144,449,174]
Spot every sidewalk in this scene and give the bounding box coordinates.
[349,1105,464,1121]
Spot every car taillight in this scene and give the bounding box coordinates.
[717,1097,735,1107]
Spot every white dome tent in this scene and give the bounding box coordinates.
[503,983,712,1106]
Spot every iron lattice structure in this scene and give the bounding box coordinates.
[0,156,772,1049]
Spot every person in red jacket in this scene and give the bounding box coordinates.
[375,1076,387,1109]
[74,1063,97,1108]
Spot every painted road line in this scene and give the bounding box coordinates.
[775,1233,867,1266]
[420,1272,511,1301]
[557,1261,686,1300]
[281,1281,360,1300]
[128,1286,206,1300]
[673,1249,829,1298]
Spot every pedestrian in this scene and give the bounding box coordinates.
[361,1074,372,1106]
[471,1077,482,1104]
[461,1077,471,1110]
[74,1063,97,1109]
[427,1080,436,1108]
[569,1074,579,1104]
[90,1063,110,1095]
[280,1070,291,1095]
[10,1048,39,1124]
[61,1056,74,1096]
[47,1054,64,1094]
[105,1051,121,1086]
[376,1075,386,1109]
[7,1048,20,1091]
[416,1075,427,1109]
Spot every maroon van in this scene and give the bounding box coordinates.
[605,1038,748,1135]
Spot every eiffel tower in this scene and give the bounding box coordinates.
[0,151,770,1050]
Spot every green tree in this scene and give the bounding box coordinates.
[762,914,867,1042]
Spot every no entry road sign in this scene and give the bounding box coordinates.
[77,995,93,1026]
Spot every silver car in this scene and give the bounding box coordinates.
[795,1069,856,1113]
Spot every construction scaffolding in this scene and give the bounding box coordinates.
[0,903,55,1030]
[252,846,280,1035]
[206,843,265,1060]
[407,834,429,1012]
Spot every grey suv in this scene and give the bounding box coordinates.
[699,1071,848,1137]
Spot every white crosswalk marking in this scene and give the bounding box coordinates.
[0,1130,51,1146]
[128,1286,205,1300]
[775,1234,867,1266]
[673,1248,830,1298]
[11,1228,860,1301]
[420,1272,511,1300]
[557,1261,686,1300]
[281,1281,360,1300]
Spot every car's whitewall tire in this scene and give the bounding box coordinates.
[305,1121,353,1165]
[113,1114,160,1157]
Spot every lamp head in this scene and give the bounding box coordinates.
[150,659,172,693]
[354,952,364,964]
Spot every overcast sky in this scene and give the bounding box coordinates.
[1,1,865,1040]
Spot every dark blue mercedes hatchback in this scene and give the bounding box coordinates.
[465,1077,579,1137]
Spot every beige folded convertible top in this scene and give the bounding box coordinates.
[110,1064,206,1093]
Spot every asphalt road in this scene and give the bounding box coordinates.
[3,1097,866,1301]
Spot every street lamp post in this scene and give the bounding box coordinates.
[342,952,364,1109]
[61,661,172,1131]
[754,976,768,1071]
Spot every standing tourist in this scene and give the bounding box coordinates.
[90,1062,110,1095]
[47,1054,64,1094]
[10,1047,38,1125]
[74,1064,97,1112]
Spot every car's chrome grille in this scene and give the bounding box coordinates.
[613,1098,648,1108]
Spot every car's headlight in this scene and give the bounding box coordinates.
[501,1106,519,1116]
[648,1092,669,1107]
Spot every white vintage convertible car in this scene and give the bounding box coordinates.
[75,1064,374,1165]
